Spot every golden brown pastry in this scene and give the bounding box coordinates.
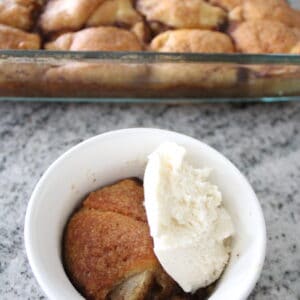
[208,0,241,11]
[44,32,148,97]
[39,0,141,33]
[0,24,40,49]
[150,29,234,53]
[45,26,142,51]
[229,0,300,28]
[43,25,146,97]
[39,0,102,33]
[86,0,142,27]
[43,26,146,96]
[230,20,300,76]
[149,29,239,91]
[136,0,227,30]
[64,209,159,299]
[64,179,177,300]
[229,20,300,54]
[0,0,42,31]
[83,179,146,222]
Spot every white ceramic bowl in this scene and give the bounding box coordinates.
[25,128,266,300]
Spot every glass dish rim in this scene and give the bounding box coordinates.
[1,50,300,64]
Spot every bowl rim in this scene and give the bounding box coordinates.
[24,127,267,300]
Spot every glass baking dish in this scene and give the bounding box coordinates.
[1,50,300,103]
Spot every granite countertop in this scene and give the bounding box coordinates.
[0,102,299,300]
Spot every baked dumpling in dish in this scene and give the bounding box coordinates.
[229,20,300,54]
[64,209,159,299]
[229,0,300,28]
[39,0,141,33]
[149,30,239,91]
[44,27,145,95]
[64,179,176,300]
[229,20,300,75]
[0,0,42,31]
[44,26,145,95]
[45,26,142,51]
[0,24,40,49]
[39,0,103,33]
[150,29,234,53]
[136,0,227,30]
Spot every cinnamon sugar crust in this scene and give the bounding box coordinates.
[45,26,142,51]
[229,0,300,28]
[229,20,300,54]
[0,0,42,31]
[150,29,234,53]
[64,209,158,299]
[83,179,146,222]
[136,0,227,30]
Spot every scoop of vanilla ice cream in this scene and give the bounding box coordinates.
[144,142,234,293]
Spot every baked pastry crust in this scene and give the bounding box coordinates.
[86,0,142,27]
[229,0,300,28]
[229,20,300,54]
[40,0,141,33]
[44,26,144,91]
[150,29,234,53]
[45,26,142,51]
[0,24,40,49]
[229,20,300,76]
[136,0,227,30]
[149,29,238,90]
[83,179,146,222]
[39,0,103,33]
[0,0,42,31]
[64,209,158,299]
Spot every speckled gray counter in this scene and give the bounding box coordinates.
[0,102,299,300]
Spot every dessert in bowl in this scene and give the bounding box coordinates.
[24,128,266,300]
